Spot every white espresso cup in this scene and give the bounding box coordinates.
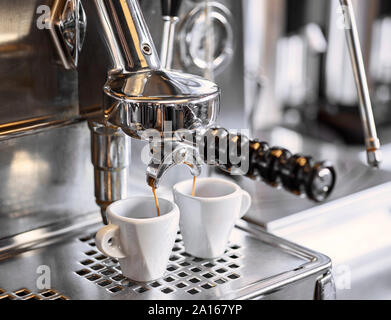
[95,196,179,282]
[173,177,251,259]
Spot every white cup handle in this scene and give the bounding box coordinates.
[239,190,252,219]
[95,224,126,259]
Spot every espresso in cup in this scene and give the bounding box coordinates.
[173,178,251,259]
[95,196,179,282]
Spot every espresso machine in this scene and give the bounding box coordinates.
[0,0,383,300]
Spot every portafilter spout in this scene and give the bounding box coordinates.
[146,141,202,188]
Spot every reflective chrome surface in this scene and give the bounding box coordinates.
[0,0,81,137]
[89,121,130,223]
[178,1,234,77]
[103,70,220,140]
[94,0,160,72]
[146,141,202,188]
[161,16,180,70]
[49,0,87,70]
[0,122,97,239]
[339,0,382,167]
[77,0,245,130]
[94,0,220,140]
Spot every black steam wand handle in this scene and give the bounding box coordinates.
[161,0,183,17]
[160,0,183,69]
[198,127,337,202]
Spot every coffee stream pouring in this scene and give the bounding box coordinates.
[92,0,337,223]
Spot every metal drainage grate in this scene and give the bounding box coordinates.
[75,231,243,297]
[0,288,69,300]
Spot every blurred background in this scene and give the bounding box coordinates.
[244,0,391,143]
[243,0,391,299]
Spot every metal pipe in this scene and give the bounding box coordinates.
[160,17,179,69]
[94,0,161,72]
[203,0,215,81]
[89,121,130,224]
[160,0,183,69]
[94,0,126,71]
[339,0,382,168]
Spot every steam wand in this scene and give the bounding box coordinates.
[339,0,382,168]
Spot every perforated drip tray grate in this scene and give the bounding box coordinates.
[0,288,68,300]
[75,231,243,297]
[0,220,332,300]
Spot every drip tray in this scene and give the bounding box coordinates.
[0,219,333,300]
